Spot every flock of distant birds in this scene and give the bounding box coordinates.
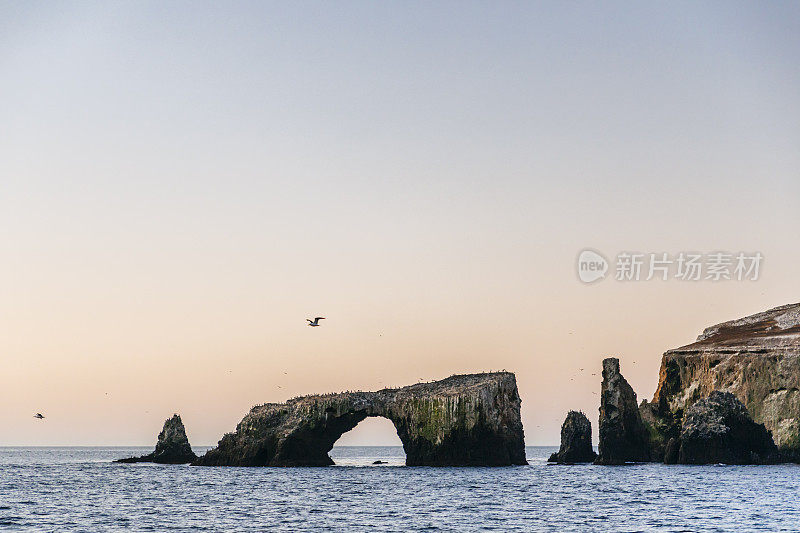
[33,317,329,421]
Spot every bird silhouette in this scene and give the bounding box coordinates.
[307,317,325,327]
[33,413,45,419]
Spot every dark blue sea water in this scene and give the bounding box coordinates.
[1,446,799,532]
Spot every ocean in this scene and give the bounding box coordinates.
[1,446,799,532]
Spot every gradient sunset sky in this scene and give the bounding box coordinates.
[2,1,799,446]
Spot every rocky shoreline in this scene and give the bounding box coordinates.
[117,303,800,468]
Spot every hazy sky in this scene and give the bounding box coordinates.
[2,1,799,447]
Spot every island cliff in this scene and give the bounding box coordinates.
[642,302,800,462]
[194,372,527,467]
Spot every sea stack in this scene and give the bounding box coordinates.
[193,372,527,467]
[645,302,800,462]
[595,358,650,464]
[675,391,780,464]
[548,411,596,463]
[116,414,197,464]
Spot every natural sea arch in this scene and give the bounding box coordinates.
[194,373,527,467]
[334,416,406,447]
[331,416,406,464]
[287,408,416,466]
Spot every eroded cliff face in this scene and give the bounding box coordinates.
[194,372,527,467]
[646,303,800,460]
[676,391,779,465]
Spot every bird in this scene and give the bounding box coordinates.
[33,413,45,419]
[307,317,325,327]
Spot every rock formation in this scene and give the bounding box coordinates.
[675,391,780,464]
[595,358,650,464]
[662,437,680,464]
[116,414,197,464]
[644,302,800,462]
[548,410,596,463]
[194,372,527,467]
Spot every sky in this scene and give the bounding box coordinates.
[1,1,799,447]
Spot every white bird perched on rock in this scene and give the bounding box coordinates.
[307,317,325,327]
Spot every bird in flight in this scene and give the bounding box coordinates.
[307,317,325,327]
[33,413,45,419]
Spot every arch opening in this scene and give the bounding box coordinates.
[330,416,406,466]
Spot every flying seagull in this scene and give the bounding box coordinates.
[33,413,45,419]
[307,317,325,327]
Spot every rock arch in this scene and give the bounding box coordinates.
[334,414,404,448]
[194,372,527,467]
